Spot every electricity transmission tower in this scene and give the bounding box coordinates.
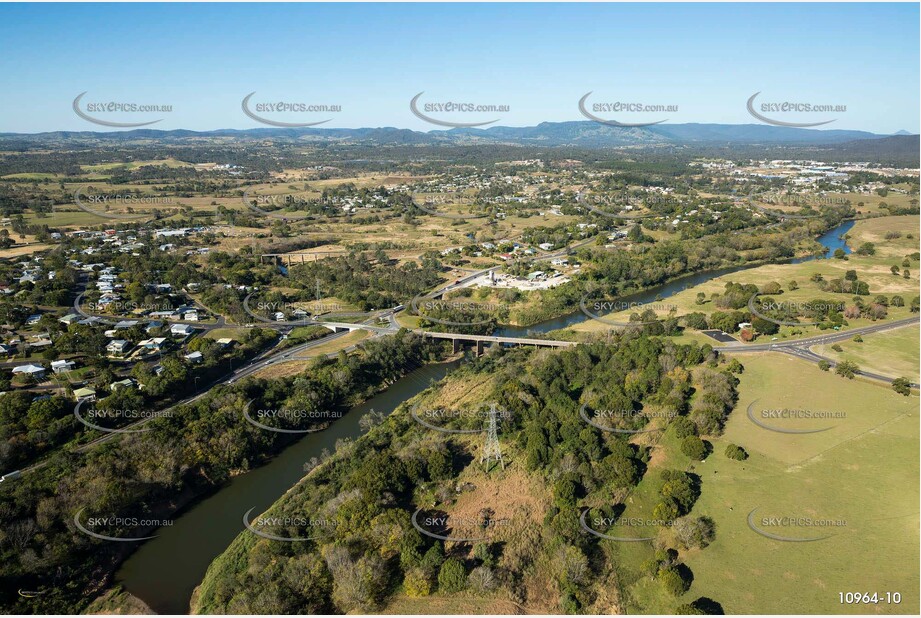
[480,403,505,470]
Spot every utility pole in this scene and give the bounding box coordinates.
[480,403,505,470]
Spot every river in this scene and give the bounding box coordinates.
[118,220,854,613]
[116,360,458,614]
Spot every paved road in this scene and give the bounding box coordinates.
[714,316,920,386]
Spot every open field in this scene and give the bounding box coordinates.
[812,324,920,382]
[680,354,919,614]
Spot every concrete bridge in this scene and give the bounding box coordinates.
[315,320,574,355]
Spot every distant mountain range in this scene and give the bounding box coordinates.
[0,121,914,147]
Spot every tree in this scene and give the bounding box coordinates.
[725,444,748,460]
[673,516,716,549]
[681,436,707,460]
[751,317,778,335]
[684,312,709,330]
[835,360,859,379]
[855,242,876,256]
[672,416,697,439]
[818,360,830,371]
[659,566,691,596]
[892,377,912,396]
[437,558,467,593]
[891,265,901,275]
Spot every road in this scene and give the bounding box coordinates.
[714,316,920,386]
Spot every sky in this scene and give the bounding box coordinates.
[0,2,918,134]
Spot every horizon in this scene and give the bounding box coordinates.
[0,2,918,134]
[0,119,916,138]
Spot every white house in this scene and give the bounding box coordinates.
[170,324,195,337]
[184,351,204,364]
[50,360,76,374]
[12,364,46,380]
[106,339,131,356]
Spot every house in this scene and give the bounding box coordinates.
[12,364,46,380]
[109,378,136,392]
[59,313,81,325]
[184,351,204,364]
[170,324,195,337]
[145,321,164,333]
[215,338,234,349]
[550,257,568,266]
[138,337,167,351]
[538,242,554,251]
[73,387,96,402]
[106,339,131,356]
[50,359,76,374]
[26,314,42,326]
[114,320,139,330]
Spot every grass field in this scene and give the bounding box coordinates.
[675,354,919,614]
[812,324,920,382]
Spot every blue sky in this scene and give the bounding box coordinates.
[0,2,917,133]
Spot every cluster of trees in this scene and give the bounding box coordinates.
[290,251,444,311]
[192,332,737,614]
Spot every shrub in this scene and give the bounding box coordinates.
[404,568,432,597]
[892,377,913,397]
[725,444,748,460]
